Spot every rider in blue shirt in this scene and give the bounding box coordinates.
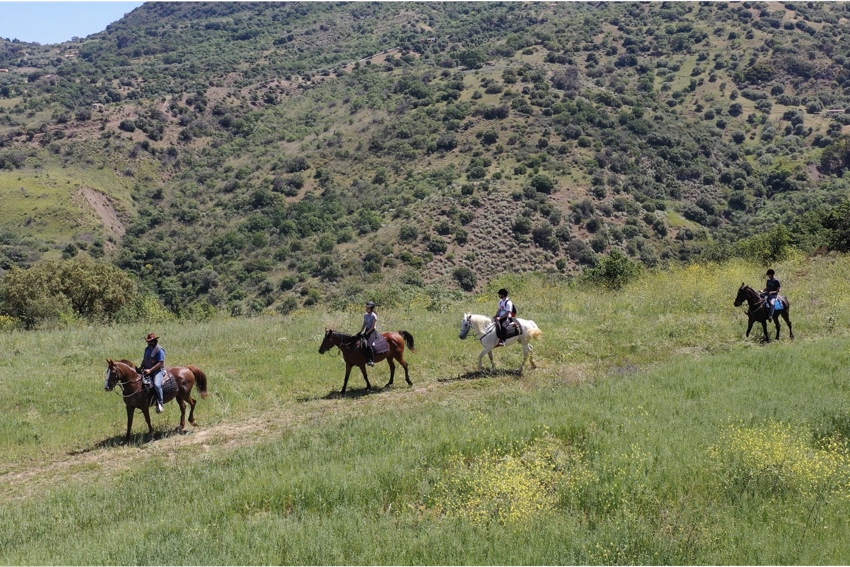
[761,269,781,319]
[141,333,166,413]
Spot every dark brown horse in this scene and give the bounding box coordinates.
[318,329,415,395]
[105,359,209,445]
[734,283,794,342]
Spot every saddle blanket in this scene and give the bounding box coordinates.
[372,335,390,355]
[771,296,786,311]
[144,372,178,404]
[504,322,523,340]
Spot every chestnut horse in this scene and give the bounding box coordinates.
[105,359,209,445]
[318,329,415,395]
[734,283,794,342]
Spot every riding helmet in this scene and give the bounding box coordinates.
[498,288,508,296]
[366,301,376,308]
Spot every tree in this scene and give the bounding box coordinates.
[0,258,137,327]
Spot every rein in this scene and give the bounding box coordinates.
[109,369,145,399]
[326,332,358,355]
[466,317,496,341]
[741,287,773,316]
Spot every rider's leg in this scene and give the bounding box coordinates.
[497,321,506,346]
[367,342,375,366]
[153,370,165,413]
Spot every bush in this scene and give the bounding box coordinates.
[0,258,138,328]
[530,174,556,194]
[581,249,640,290]
[453,267,478,291]
[399,225,419,242]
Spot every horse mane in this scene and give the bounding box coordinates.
[329,329,359,346]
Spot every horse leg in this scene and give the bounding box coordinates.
[187,394,198,425]
[746,318,755,338]
[761,319,770,343]
[478,347,488,371]
[385,356,396,388]
[141,406,154,438]
[784,312,794,339]
[359,364,372,390]
[526,341,536,370]
[176,395,187,433]
[773,316,781,340]
[342,363,353,395]
[399,353,412,386]
[122,405,135,445]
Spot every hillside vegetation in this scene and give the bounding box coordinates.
[0,256,849,563]
[1,2,850,319]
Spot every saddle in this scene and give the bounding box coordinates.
[502,320,523,340]
[358,334,389,355]
[142,371,178,405]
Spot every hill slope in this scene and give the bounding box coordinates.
[1,1,850,315]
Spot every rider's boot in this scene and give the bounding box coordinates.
[156,399,164,413]
[366,347,375,367]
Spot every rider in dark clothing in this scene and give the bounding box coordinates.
[358,301,378,366]
[761,269,781,319]
[494,288,514,347]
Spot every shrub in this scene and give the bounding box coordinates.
[530,174,556,194]
[453,267,478,291]
[399,225,419,242]
[0,258,137,328]
[581,249,640,290]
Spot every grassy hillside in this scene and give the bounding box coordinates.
[1,256,849,563]
[1,2,850,317]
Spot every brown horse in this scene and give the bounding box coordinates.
[105,359,209,445]
[318,329,415,395]
[734,283,794,342]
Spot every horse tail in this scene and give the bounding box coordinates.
[399,330,415,352]
[527,329,543,341]
[188,366,209,399]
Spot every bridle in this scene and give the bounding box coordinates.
[461,315,495,341]
[320,330,357,356]
[737,286,768,316]
[106,364,145,399]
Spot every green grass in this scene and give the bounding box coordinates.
[0,163,136,245]
[1,256,850,564]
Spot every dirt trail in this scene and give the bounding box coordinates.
[75,187,125,245]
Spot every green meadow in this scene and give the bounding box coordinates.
[1,256,850,564]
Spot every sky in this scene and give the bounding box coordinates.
[0,2,145,45]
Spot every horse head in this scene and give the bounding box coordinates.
[318,328,336,354]
[105,359,135,391]
[459,313,472,339]
[734,283,757,308]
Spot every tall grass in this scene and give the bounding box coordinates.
[1,256,849,564]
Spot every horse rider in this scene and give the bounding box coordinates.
[141,332,166,413]
[358,301,378,366]
[494,288,514,347]
[760,268,781,319]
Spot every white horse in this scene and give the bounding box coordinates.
[459,313,543,372]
